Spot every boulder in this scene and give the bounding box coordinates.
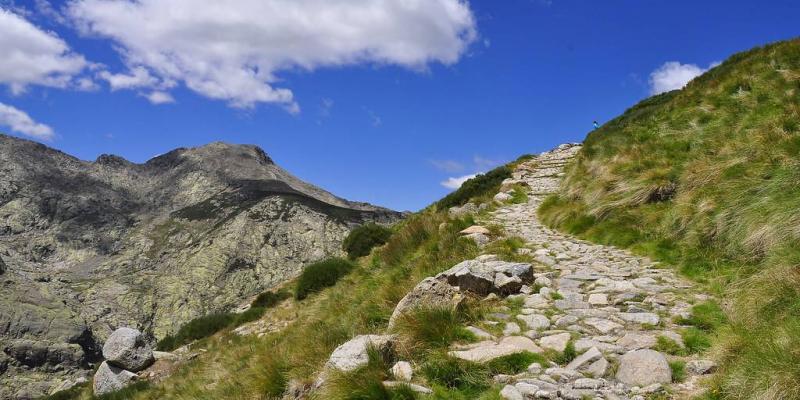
[615,350,671,386]
[500,384,524,400]
[102,328,154,372]
[438,260,495,295]
[449,203,477,218]
[327,335,396,372]
[388,278,463,329]
[93,361,137,396]
[465,233,490,247]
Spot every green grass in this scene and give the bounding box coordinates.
[157,313,236,351]
[295,258,355,300]
[538,38,800,399]
[251,289,291,308]
[654,336,684,356]
[393,306,478,357]
[669,360,687,383]
[343,223,394,260]
[485,352,546,375]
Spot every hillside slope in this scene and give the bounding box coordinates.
[539,38,800,399]
[0,136,402,398]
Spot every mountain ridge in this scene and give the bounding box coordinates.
[0,133,402,398]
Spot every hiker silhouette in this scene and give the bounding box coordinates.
[593,120,600,130]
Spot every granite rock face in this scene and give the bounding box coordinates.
[0,135,403,397]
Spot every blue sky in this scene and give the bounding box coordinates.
[0,0,798,211]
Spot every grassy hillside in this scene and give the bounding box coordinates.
[539,38,800,399]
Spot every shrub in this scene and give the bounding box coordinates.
[343,223,394,259]
[436,166,512,210]
[157,313,236,351]
[295,258,355,300]
[251,289,291,308]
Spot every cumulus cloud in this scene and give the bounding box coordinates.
[67,0,477,110]
[0,102,55,141]
[441,173,477,190]
[0,8,89,93]
[144,91,175,104]
[649,61,719,95]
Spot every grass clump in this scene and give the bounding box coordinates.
[157,313,236,351]
[550,341,577,365]
[343,223,394,260]
[295,258,355,300]
[669,360,687,383]
[654,336,684,355]
[436,166,512,210]
[394,307,477,357]
[421,354,490,393]
[485,352,545,375]
[251,289,291,308]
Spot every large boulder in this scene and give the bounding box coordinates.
[102,328,154,372]
[327,335,396,372]
[437,259,533,296]
[388,278,463,329]
[615,349,671,386]
[93,361,137,396]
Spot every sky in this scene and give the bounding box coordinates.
[0,1,798,211]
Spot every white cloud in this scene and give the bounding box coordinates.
[144,91,175,104]
[441,173,477,189]
[99,67,160,91]
[0,8,89,93]
[649,61,719,95]
[0,102,55,141]
[68,0,477,110]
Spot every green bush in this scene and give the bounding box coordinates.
[157,313,236,351]
[295,258,355,300]
[436,166,512,210]
[343,223,394,259]
[251,289,291,308]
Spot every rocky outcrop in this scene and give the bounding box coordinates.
[0,135,403,398]
[387,278,463,329]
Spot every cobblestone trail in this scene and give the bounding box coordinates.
[468,144,715,399]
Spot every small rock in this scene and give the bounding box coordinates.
[573,378,603,389]
[527,362,542,374]
[494,192,513,202]
[500,384,524,400]
[539,333,571,353]
[587,293,608,305]
[383,381,432,394]
[566,347,602,370]
[391,361,413,381]
[504,322,522,336]
[615,350,671,386]
[687,359,716,375]
[584,357,608,377]
[518,314,551,330]
[460,225,491,235]
[465,326,494,340]
[327,335,396,372]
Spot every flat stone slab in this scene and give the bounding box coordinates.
[450,336,543,363]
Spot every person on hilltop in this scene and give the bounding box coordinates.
[593,120,600,130]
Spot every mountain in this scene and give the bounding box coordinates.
[0,135,402,397]
[539,38,800,398]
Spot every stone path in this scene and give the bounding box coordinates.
[465,144,714,399]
